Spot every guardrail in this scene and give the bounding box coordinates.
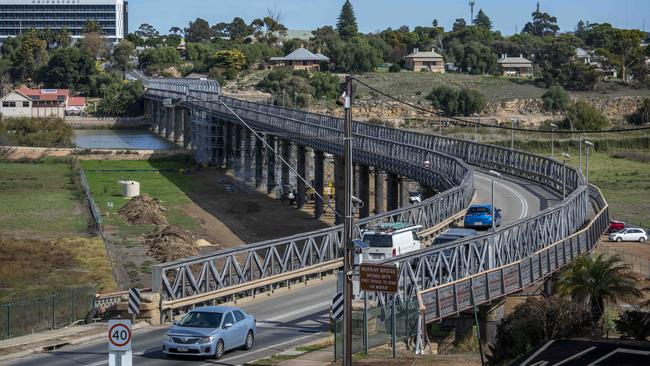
[144,78,591,314]
[417,185,608,322]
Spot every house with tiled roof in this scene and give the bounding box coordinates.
[0,88,85,118]
[404,48,445,73]
[269,48,329,71]
[497,54,534,77]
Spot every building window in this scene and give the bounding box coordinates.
[23,102,29,108]
[2,101,16,107]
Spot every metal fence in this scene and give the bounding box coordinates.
[0,287,96,341]
[79,168,102,233]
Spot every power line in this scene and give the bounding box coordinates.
[352,77,650,135]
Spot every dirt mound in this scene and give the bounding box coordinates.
[227,201,262,214]
[118,194,169,226]
[144,225,199,263]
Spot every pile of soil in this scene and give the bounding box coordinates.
[118,194,169,226]
[144,225,199,262]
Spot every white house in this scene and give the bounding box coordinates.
[0,88,84,118]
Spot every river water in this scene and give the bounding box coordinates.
[73,129,177,150]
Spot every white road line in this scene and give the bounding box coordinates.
[256,301,330,326]
[475,174,529,219]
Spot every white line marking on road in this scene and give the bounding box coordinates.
[201,333,322,365]
[256,301,330,327]
[475,174,529,219]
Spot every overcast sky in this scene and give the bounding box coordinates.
[128,0,650,35]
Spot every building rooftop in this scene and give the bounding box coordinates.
[497,54,533,66]
[270,48,329,62]
[15,88,69,102]
[405,48,444,59]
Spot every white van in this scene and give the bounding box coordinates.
[361,223,422,262]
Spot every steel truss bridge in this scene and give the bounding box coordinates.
[140,76,608,323]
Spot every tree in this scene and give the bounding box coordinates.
[427,86,486,116]
[138,47,181,72]
[96,81,144,116]
[135,23,159,39]
[452,18,467,32]
[388,63,402,72]
[522,11,560,37]
[185,18,213,43]
[610,29,646,83]
[11,30,48,81]
[227,17,251,41]
[56,27,72,48]
[336,0,358,40]
[575,20,587,39]
[542,85,570,113]
[82,20,103,34]
[558,254,642,323]
[473,9,492,30]
[329,36,381,72]
[37,47,95,90]
[208,49,246,79]
[627,98,650,125]
[169,26,183,36]
[488,297,592,365]
[309,72,340,99]
[80,32,107,60]
[614,311,650,340]
[112,40,136,78]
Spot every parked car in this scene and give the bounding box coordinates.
[464,204,502,229]
[362,223,422,262]
[163,306,256,359]
[605,220,626,234]
[608,228,647,243]
[433,228,479,245]
[408,192,422,205]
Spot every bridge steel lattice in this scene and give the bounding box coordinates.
[141,78,607,317]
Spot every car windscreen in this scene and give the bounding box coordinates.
[434,236,462,245]
[468,207,491,215]
[178,312,223,328]
[363,234,393,248]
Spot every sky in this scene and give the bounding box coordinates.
[128,0,650,36]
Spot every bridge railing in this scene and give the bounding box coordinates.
[145,79,591,312]
[417,185,608,322]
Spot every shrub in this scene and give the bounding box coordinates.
[560,101,609,131]
[614,310,650,340]
[0,117,73,147]
[542,85,570,113]
[488,297,592,365]
[426,85,486,117]
[628,98,650,125]
[388,63,402,73]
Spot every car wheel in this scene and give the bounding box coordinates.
[213,340,224,360]
[640,237,646,243]
[243,330,254,350]
[617,237,623,243]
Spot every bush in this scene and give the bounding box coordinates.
[542,85,570,113]
[488,297,592,365]
[628,98,650,125]
[388,63,402,73]
[426,85,486,117]
[0,117,73,147]
[560,101,609,131]
[96,80,144,116]
[614,310,650,340]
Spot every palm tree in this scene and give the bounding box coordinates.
[57,27,72,48]
[558,254,642,323]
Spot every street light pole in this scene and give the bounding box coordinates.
[561,153,571,200]
[342,76,354,366]
[550,123,558,158]
[579,135,583,172]
[488,170,502,270]
[584,140,594,185]
[510,119,517,150]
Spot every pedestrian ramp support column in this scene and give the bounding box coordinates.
[182,108,192,149]
[266,135,277,194]
[224,122,233,168]
[479,302,505,347]
[255,135,265,191]
[386,173,399,211]
[165,106,174,141]
[281,140,291,189]
[400,177,411,208]
[244,129,253,183]
[314,150,325,219]
[358,165,370,218]
[334,155,345,225]
[375,169,385,214]
[234,125,243,177]
[296,145,307,209]
[174,107,183,145]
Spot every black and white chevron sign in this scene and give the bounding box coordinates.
[331,292,343,320]
[128,288,140,315]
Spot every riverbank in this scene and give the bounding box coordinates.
[0,146,190,161]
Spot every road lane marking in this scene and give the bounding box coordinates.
[256,301,330,327]
[475,174,529,219]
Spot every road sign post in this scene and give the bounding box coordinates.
[128,288,140,326]
[108,319,132,366]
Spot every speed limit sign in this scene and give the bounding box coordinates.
[108,319,132,352]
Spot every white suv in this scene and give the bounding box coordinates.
[361,223,422,262]
[609,228,647,243]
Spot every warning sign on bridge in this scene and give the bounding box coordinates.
[359,264,398,294]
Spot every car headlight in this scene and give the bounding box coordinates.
[165,335,173,343]
[198,336,213,344]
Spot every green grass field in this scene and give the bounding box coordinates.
[0,159,88,239]
[80,157,202,244]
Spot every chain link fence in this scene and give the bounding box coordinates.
[0,287,96,341]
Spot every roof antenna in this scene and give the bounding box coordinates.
[536,1,540,13]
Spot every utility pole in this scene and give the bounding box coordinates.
[342,76,354,366]
[469,1,476,24]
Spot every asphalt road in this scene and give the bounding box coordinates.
[6,170,560,366]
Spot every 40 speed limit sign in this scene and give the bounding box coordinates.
[108,319,132,351]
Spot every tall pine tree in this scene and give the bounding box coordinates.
[336,0,358,40]
[473,9,492,30]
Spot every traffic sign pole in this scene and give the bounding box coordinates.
[108,319,132,366]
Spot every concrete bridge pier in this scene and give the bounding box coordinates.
[266,135,277,194]
[313,150,325,219]
[212,116,225,168]
[480,303,505,347]
[234,125,243,178]
[224,122,233,169]
[165,106,174,141]
[154,101,162,135]
[280,140,292,191]
[358,164,370,218]
[173,107,184,146]
[386,173,400,211]
[182,108,191,149]
[334,156,345,225]
[374,169,385,215]
[243,129,253,183]
[254,134,265,190]
[400,177,411,208]
[296,145,307,209]
[144,99,152,124]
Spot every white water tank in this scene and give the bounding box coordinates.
[119,180,141,198]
